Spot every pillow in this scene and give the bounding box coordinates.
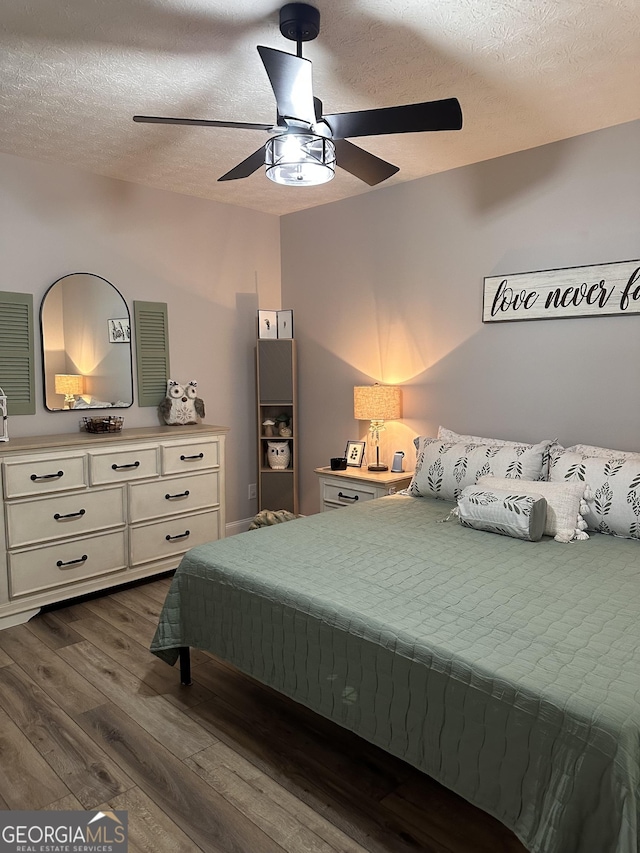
[438,425,529,446]
[565,443,640,460]
[476,476,589,542]
[456,485,547,541]
[549,447,640,539]
[407,437,552,503]
[437,426,556,480]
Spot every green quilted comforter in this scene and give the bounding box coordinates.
[151,494,640,853]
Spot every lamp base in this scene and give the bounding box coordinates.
[367,463,388,472]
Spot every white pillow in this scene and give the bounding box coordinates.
[549,447,640,539]
[566,443,640,460]
[476,476,590,543]
[408,437,552,503]
[438,426,530,447]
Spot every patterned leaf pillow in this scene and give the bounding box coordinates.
[549,448,640,539]
[407,437,552,503]
[476,476,589,542]
[456,485,547,541]
[437,426,556,480]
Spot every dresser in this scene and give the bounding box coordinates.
[314,466,412,511]
[0,424,227,628]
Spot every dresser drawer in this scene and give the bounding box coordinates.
[6,487,126,549]
[322,480,377,506]
[8,529,127,598]
[89,446,159,485]
[128,471,219,523]
[130,509,220,566]
[161,439,219,475]
[3,454,87,499]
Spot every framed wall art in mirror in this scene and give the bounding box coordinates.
[40,273,134,411]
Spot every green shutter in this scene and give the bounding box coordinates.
[133,300,170,407]
[0,291,35,415]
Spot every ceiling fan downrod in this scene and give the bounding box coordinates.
[279,2,320,58]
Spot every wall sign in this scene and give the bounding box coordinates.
[483,259,640,323]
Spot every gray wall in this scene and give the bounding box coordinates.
[1,152,281,525]
[281,120,640,515]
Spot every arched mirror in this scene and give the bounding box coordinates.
[41,273,133,411]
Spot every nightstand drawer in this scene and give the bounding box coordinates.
[6,487,125,548]
[129,472,219,523]
[9,529,127,598]
[323,481,377,505]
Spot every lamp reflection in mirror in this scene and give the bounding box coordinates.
[265,133,336,186]
[354,384,402,471]
[55,374,84,409]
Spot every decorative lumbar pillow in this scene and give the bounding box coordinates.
[476,476,590,543]
[455,485,547,541]
[407,437,553,503]
[549,448,640,539]
[437,426,556,480]
[565,443,640,460]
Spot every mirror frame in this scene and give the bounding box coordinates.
[40,272,134,412]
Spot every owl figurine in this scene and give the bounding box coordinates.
[158,380,205,425]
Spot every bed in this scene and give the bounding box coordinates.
[151,490,640,853]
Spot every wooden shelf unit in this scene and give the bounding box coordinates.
[256,339,298,514]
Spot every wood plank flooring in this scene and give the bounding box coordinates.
[0,576,527,853]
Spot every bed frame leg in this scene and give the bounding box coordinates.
[179,646,192,686]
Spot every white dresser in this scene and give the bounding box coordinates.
[0,424,227,628]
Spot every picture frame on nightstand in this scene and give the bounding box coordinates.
[345,440,366,467]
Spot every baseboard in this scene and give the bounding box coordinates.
[225,517,253,537]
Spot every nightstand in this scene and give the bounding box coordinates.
[314,466,413,511]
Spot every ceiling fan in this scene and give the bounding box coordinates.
[133,3,463,188]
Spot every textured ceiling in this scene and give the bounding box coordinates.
[1,0,639,216]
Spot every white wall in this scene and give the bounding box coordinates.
[281,120,640,515]
[0,152,281,524]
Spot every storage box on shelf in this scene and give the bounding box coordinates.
[0,423,228,628]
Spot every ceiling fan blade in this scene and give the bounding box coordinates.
[257,45,316,127]
[133,115,274,131]
[217,145,266,182]
[334,139,399,186]
[324,98,463,139]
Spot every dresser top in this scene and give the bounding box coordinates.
[0,423,229,456]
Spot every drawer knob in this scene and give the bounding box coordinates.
[338,491,359,502]
[180,453,204,461]
[166,530,190,541]
[30,470,64,481]
[165,490,190,500]
[54,509,86,520]
[56,554,88,568]
[111,461,141,470]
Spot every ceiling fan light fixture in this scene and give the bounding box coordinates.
[265,133,336,186]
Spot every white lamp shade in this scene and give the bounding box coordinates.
[353,385,402,421]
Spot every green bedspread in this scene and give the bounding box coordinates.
[151,494,640,853]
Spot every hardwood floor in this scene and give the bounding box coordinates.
[0,577,527,853]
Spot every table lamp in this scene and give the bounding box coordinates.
[55,374,84,409]
[353,384,402,471]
